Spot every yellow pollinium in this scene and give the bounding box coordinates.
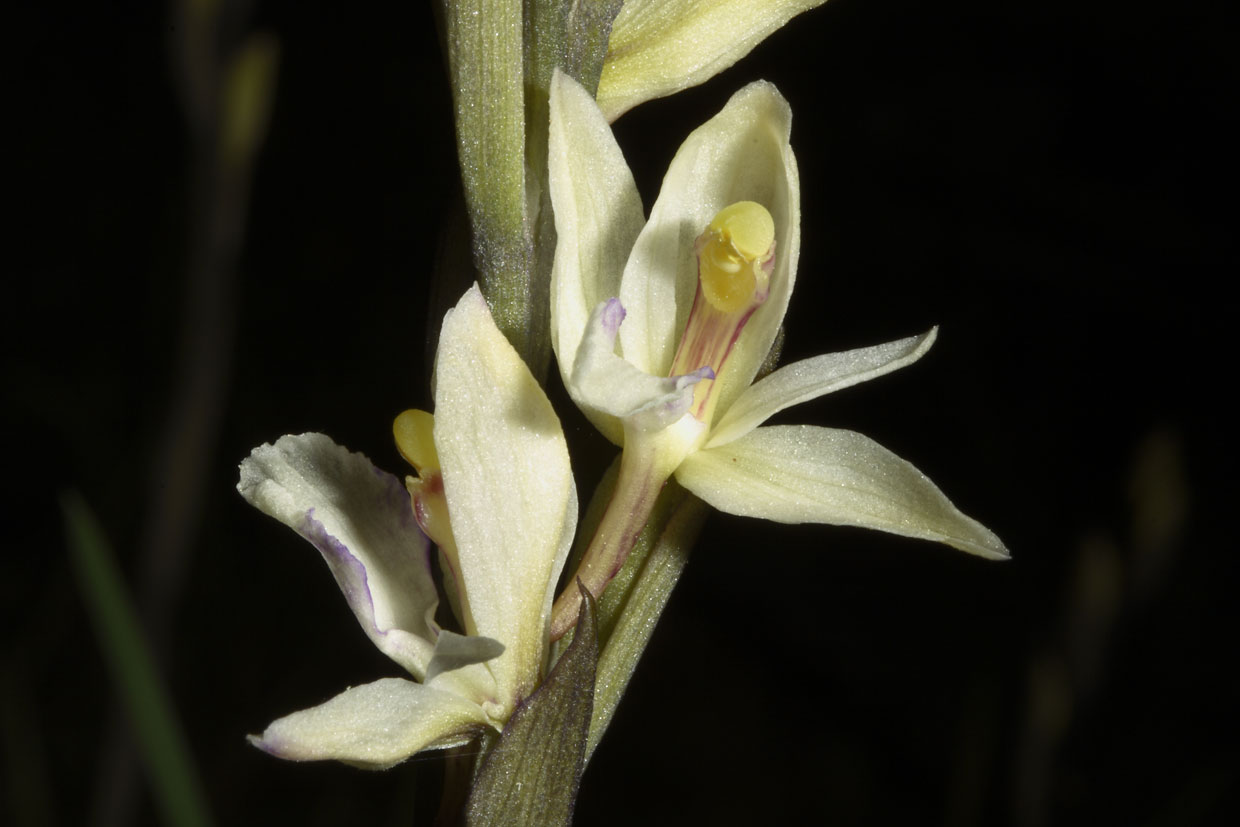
[698,201,775,313]
[393,409,439,474]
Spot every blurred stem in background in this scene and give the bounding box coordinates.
[64,492,213,827]
[87,1,277,823]
[1011,428,1191,827]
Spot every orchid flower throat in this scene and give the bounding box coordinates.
[393,410,468,622]
[393,410,447,542]
[669,201,776,428]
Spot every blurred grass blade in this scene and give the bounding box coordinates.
[61,491,213,827]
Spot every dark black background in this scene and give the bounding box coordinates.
[10,0,1235,824]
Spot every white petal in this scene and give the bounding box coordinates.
[571,298,714,432]
[708,328,939,447]
[549,71,647,446]
[238,434,439,678]
[248,678,492,769]
[676,425,1009,559]
[434,286,578,709]
[596,0,828,121]
[618,81,798,409]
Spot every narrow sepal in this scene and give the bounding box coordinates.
[676,425,1009,559]
[708,328,938,447]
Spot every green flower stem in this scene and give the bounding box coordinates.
[549,431,681,639]
[587,483,707,760]
[465,588,598,827]
[438,0,622,379]
[524,0,623,189]
[440,0,535,366]
[521,0,621,381]
[547,466,708,760]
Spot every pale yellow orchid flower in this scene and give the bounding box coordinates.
[547,71,1006,635]
[239,285,577,768]
[598,0,829,121]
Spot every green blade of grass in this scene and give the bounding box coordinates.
[62,490,213,827]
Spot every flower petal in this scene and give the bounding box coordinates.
[238,434,439,678]
[617,81,798,408]
[571,298,714,432]
[434,286,578,710]
[425,630,506,684]
[548,70,647,445]
[675,425,1009,559]
[707,328,939,447]
[596,0,828,121]
[248,677,492,769]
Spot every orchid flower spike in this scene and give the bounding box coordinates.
[547,71,1006,635]
[239,285,577,768]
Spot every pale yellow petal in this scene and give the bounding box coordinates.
[434,286,578,710]
[708,328,938,447]
[237,433,439,678]
[548,70,646,445]
[676,425,1008,559]
[618,81,798,412]
[597,0,828,121]
[248,678,492,769]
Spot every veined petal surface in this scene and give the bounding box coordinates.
[237,433,439,678]
[597,0,828,121]
[248,678,491,770]
[434,286,578,709]
[708,328,938,448]
[549,70,647,444]
[676,425,1009,559]
[618,81,798,412]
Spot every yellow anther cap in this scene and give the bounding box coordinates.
[709,201,775,260]
[393,409,439,474]
[698,201,775,313]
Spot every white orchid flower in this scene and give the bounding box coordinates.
[547,71,1006,635]
[598,0,829,122]
[240,285,577,768]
